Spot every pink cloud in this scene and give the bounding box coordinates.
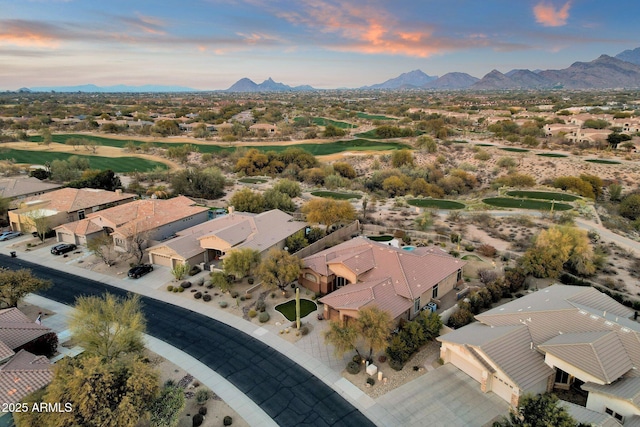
[533,1,571,27]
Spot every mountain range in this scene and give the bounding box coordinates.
[18,46,640,93]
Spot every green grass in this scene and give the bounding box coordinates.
[483,197,572,211]
[462,254,483,261]
[475,143,494,147]
[294,117,356,129]
[585,159,621,165]
[366,235,394,242]
[499,147,529,153]
[238,177,268,184]
[506,190,580,202]
[407,199,465,210]
[0,149,167,172]
[451,140,469,144]
[275,299,317,321]
[310,191,362,200]
[536,153,568,158]
[356,112,397,121]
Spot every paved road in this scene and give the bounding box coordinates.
[0,255,374,427]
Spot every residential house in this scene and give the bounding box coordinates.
[300,237,465,323]
[9,188,136,233]
[249,123,278,134]
[0,308,55,353]
[567,128,611,144]
[544,123,580,137]
[0,177,62,203]
[54,196,209,252]
[438,284,640,421]
[147,208,306,269]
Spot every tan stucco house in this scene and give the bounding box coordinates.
[147,208,306,269]
[300,237,465,323]
[438,284,640,423]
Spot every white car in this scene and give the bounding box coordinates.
[0,231,22,241]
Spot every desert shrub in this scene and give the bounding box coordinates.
[248,277,254,285]
[448,308,474,328]
[223,416,233,426]
[178,287,185,293]
[256,300,266,312]
[464,244,475,252]
[219,301,228,308]
[198,407,207,416]
[346,361,361,374]
[167,285,174,292]
[366,377,375,386]
[477,244,497,257]
[389,358,404,371]
[230,291,239,298]
[300,325,309,336]
[239,296,245,301]
[172,287,179,293]
[192,413,204,427]
[248,309,257,318]
[353,354,363,363]
[244,293,252,300]
[195,277,205,286]
[189,265,201,276]
[203,294,212,302]
[194,292,202,299]
[449,250,460,257]
[195,388,210,405]
[378,355,387,363]
[258,312,270,323]
[180,281,192,289]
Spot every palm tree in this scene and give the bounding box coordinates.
[355,306,393,362]
[324,320,360,359]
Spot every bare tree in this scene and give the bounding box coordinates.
[24,209,51,242]
[87,233,118,266]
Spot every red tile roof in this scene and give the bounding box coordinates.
[0,350,52,404]
[0,308,53,350]
[18,188,135,213]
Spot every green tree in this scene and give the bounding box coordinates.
[493,393,578,427]
[382,175,409,197]
[223,248,261,279]
[24,209,51,242]
[324,319,359,358]
[415,135,437,153]
[210,271,232,292]
[149,384,185,427]
[257,249,303,292]
[229,188,266,213]
[619,194,640,220]
[324,124,347,137]
[332,162,357,179]
[171,262,190,281]
[69,293,146,362]
[0,268,51,308]
[284,230,309,254]
[171,167,225,199]
[414,211,434,231]
[355,306,393,362]
[301,198,357,233]
[273,179,301,198]
[391,149,414,168]
[263,188,295,212]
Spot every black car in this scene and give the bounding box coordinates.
[128,264,153,279]
[50,243,77,255]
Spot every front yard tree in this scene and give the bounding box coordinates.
[24,209,51,242]
[223,248,261,279]
[228,188,266,213]
[0,268,51,307]
[87,233,118,266]
[69,293,146,362]
[355,306,393,362]
[324,319,360,358]
[493,393,578,427]
[210,271,232,293]
[301,198,356,233]
[257,248,303,292]
[171,262,190,281]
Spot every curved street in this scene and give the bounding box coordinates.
[0,254,375,427]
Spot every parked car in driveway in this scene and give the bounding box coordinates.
[0,231,22,241]
[128,264,154,279]
[50,243,77,255]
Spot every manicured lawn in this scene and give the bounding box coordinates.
[483,197,572,211]
[585,159,621,165]
[499,147,529,153]
[310,191,362,200]
[451,140,469,144]
[462,254,483,261]
[506,190,581,202]
[356,112,397,121]
[294,117,356,129]
[275,299,317,321]
[0,149,167,172]
[407,199,465,210]
[367,235,394,242]
[536,153,568,158]
[475,143,494,147]
[238,177,268,184]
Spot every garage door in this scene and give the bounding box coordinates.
[491,375,515,403]
[57,232,76,244]
[448,350,483,383]
[151,253,173,267]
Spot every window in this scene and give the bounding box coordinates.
[555,369,569,384]
[456,269,462,282]
[335,277,348,288]
[432,284,439,299]
[414,298,420,313]
[304,273,318,283]
[605,408,624,422]
[78,210,85,220]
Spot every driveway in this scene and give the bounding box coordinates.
[376,364,509,427]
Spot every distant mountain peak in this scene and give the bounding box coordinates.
[226,77,315,92]
[364,69,437,89]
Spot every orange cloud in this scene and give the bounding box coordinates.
[533,1,571,27]
[0,21,61,48]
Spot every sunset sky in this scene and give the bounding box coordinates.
[1,0,638,90]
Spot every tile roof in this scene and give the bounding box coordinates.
[17,188,136,213]
[0,341,14,363]
[0,308,53,350]
[559,401,622,427]
[582,376,640,410]
[0,177,61,200]
[539,331,633,384]
[0,350,52,405]
[306,237,465,300]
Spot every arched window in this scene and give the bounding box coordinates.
[304,273,318,283]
